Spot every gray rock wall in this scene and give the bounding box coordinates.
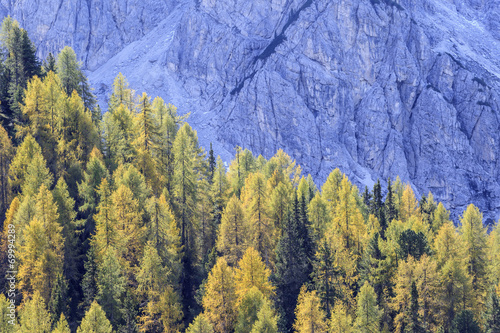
[2,0,500,224]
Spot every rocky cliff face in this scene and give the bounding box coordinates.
[2,0,500,223]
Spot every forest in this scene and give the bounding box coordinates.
[0,16,500,333]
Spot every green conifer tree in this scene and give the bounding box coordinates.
[217,194,247,266]
[0,124,13,220]
[235,287,265,333]
[250,298,278,333]
[17,291,51,333]
[275,193,312,332]
[0,294,15,333]
[96,246,126,327]
[186,313,214,333]
[77,300,113,333]
[354,282,382,333]
[52,313,71,333]
[203,257,237,333]
[460,204,488,317]
[293,285,328,333]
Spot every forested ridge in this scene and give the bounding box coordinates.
[1,17,500,333]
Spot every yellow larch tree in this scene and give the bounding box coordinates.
[203,257,237,333]
[234,247,274,304]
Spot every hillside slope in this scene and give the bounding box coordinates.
[2,0,500,222]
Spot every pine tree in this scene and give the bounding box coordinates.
[78,147,109,234]
[17,291,52,333]
[450,310,481,333]
[371,179,387,238]
[488,222,500,287]
[208,142,216,183]
[399,185,419,224]
[145,193,182,282]
[0,124,13,220]
[152,97,179,193]
[42,52,56,74]
[58,90,99,166]
[0,294,15,333]
[92,178,115,261]
[18,184,64,304]
[119,289,139,333]
[434,222,472,329]
[81,243,98,312]
[321,169,343,207]
[362,186,371,212]
[108,72,135,113]
[268,179,293,236]
[77,300,113,333]
[211,156,230,230]
[52,176,80,300]
[275,193,313,332]
[312,238,336,315]
[392,256,418,333]
[56,46,81,96]
[137,242,166,298]
[12,194,35,245]
[385,177,397,224]
[407,281,424,333]
[18,28,41,80]
[420,193,437,230]
[157,286,183,333]
[18,75,48,143]
[234,247,274,303]
[171,122,202,316]
[331,175,366,256]
[186,313,214,333]
[198,178,215,262]
[460,204,488,317]
[9,134,46,195]
[307,192,329,242]
[77,69,97,116]
[228,146,244,198]
[235,287,264,333]
[112,184,145,270]
[293,285,328,333]
[432,203,450,234]
[217,194,247,266]
[414,255,440,332]
[0,17,41,133]
[398,229,430,260]
[354,281,382,333]
[48,272,69,324]
[137,241,167,333]
[329,303,353,333]
[203,257,237,333]
[242,172,274,264]
[113,163,150,212]
[0,197,19,290]
[134,92,158,192]
[52,313,71,333]
[250,298,278,333]
[359,232,393,326]
[485,289,500,333]
[172,123,197,252]
[96,246,126,327]
[102,103,137,168]
[20,150,52,197]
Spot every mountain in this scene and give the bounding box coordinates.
[2,0,499,223]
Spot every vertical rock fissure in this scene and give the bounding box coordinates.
[85,0,92,67]
[230,0,314,95]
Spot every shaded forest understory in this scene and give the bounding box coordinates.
[1,16,500,333]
